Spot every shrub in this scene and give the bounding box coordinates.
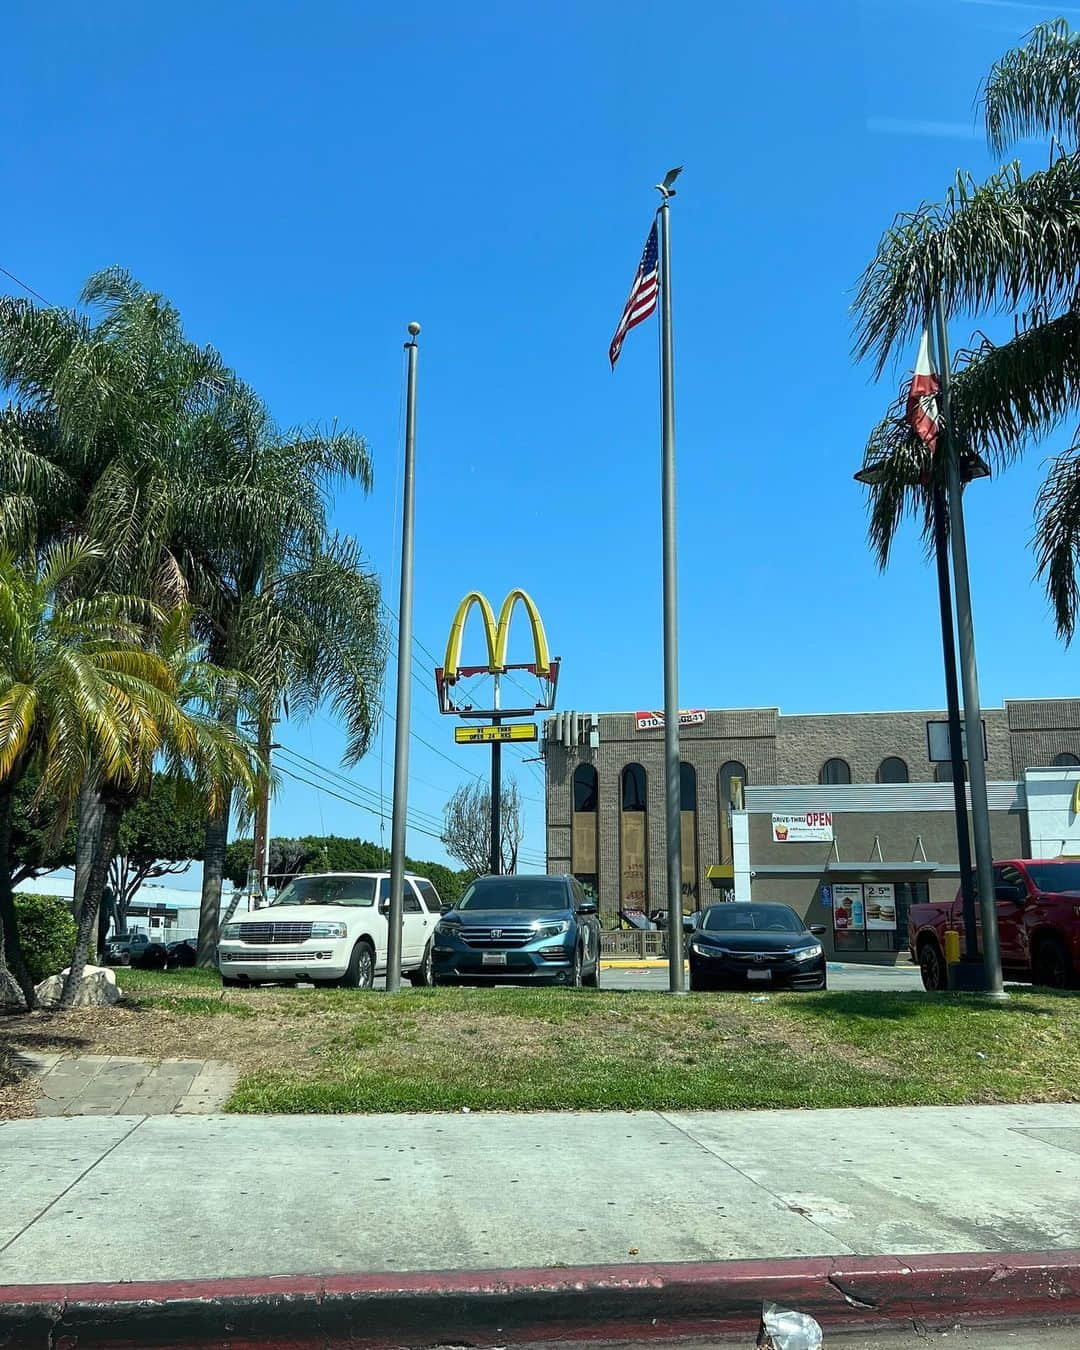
[14,893,76,983]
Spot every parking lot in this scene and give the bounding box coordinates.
[601,961,925,993]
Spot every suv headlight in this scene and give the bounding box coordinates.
[792,943,823,962]
[221,924,242,941]
[436,920,461,937]
[310,921,347,938]
[534,920,571,940]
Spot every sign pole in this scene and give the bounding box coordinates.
[657,191,685,994]
[934,295,1004,996]
[386,322,421,994]
[490,673,501,875]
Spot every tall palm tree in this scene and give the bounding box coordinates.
[0,540,171,1008]
[59,605,258,1007]
[853,19,1080,637]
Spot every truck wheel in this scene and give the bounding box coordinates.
[408,940,435,987]
[918,939,947,992]
[1032,935,1073,989]
[338,939,375,990]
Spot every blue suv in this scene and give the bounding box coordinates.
[433,874,601,987]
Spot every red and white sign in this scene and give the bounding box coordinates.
[635,709,706,732]
[771,811,834,843]
[906,325,940,454]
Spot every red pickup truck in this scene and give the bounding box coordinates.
[909,858,1080,991]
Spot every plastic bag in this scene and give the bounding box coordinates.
[757,1301,823,1350]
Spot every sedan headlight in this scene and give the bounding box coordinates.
[221,924,243,941]
[792,943,823,963]
[310,921,347,938]
[534,920,571,940]
[436,920,462,937]
[690,939,725,957]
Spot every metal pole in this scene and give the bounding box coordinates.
[930,483,980,966]
[386,322,421,993]
[490,674,501,874]
[934,297,1005,996]
[657,199,685,994]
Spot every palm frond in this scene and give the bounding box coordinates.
[1034,435,1080,639]
[983,19,1080,155]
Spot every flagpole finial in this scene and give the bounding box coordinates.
[654,165,683,199]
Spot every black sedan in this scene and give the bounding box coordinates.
[688,903,827,992]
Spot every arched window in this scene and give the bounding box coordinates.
[1053,752,1080,767]
[820,757,851,785]
[680,762,697,810]
[719,760,747,809]
[876,756,909,784]
[620,764,648,908]
[621,763,647,811]
[573,763,598,812]
[679,763,698,908]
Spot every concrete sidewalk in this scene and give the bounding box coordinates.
[2,1102,1079,1286]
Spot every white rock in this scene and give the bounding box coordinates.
[35,964,122,1008]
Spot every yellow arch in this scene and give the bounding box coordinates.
[443,591,498,682]
[494,588,551,678]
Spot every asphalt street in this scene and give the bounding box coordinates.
[600,961,925,993]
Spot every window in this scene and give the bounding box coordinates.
[680,763,698,905]
[719,760,747,808]
[935,760,967,783]
[876,756,908,784]
[1053,752,1080,767]
[680,762,697,810]
[621,763,647,811]
[819,757,851,785]
[414,878,443,913]
[403,885,422,914]
[573,763,598,812]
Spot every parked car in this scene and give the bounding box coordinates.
[215,871,442,989]
[909,858,1080,990]
[131,940,170,969]
[104,931,153,966]
[165,938,199,969]
[688,903,827,992]
[433,874,601,987]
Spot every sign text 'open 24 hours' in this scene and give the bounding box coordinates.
[771,811,834,843]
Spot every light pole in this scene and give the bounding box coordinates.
[386,322,421,993]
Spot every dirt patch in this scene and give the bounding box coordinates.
[0,1036,41,1121]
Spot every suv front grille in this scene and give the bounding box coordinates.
[237,922,314,944]
[461,925,536,948]
[221,949,331,962]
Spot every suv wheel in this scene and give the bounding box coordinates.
[919,939,947,992]
[339,940,375,990]
[567,945,583,988]
[1032,934,1073,989]
[408,940,435,987]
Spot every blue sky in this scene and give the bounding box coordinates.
[5,0,1080,876]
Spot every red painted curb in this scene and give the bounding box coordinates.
[1,1251,1079,1348]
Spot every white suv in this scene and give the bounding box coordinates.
[216,871,443,989]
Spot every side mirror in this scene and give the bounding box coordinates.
[440,902,453,915]
[378,897,391,915]
[577,899,598,916]
[809,924,827,937]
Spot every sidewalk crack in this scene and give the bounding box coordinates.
[0,1116,147,1259]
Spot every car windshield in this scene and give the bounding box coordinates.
[271,876,378,908]
[702,904,804,933]
[1024,862,1080,893]
[457,878,570,911]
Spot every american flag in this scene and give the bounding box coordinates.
[609,221,659,369]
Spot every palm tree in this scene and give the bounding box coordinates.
[0,540,172,1008]
[853,19,1080,636]
[59,605,259,1007]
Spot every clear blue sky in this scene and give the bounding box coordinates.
[6,0,1079,874]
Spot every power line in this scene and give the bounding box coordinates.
[277,744,450,834]
[275,764,447,845]
[0,264,51,305]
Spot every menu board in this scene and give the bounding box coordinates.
[832,884,865,931]
[864,883,897,930]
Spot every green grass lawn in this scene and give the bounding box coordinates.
[63,970,1080,1115]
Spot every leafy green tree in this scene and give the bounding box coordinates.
[13,894,76,983]
[7,769,77,886]
[107,775,206,928]
[854,20,1080,638]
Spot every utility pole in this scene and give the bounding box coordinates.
[934,296,1004,997]
[656,182,685,994]
[249,709,278,908]
[490,674,501,874]
[386,322,420,994]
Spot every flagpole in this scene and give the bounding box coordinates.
[386,321,421,994]
[934,294,1005,997]
[657,190,685,995]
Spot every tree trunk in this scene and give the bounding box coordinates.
[0,780,37,1010]
[59,794,123,1010]
[198,795,231,967]
[73,775,105,951]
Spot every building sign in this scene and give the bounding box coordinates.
[864,883,897,930]
[771,811,834,843]
[926,719,988,763]
[832,884,865,931]
[454,723,537,744]
[634,709,706,732]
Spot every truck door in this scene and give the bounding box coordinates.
[995,863,1030,968]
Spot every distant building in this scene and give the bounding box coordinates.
[542,700,1080,962]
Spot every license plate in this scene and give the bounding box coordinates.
[482,952,507,966]
[747,969,772,981]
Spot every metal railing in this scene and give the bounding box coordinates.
[600,930,669,959]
